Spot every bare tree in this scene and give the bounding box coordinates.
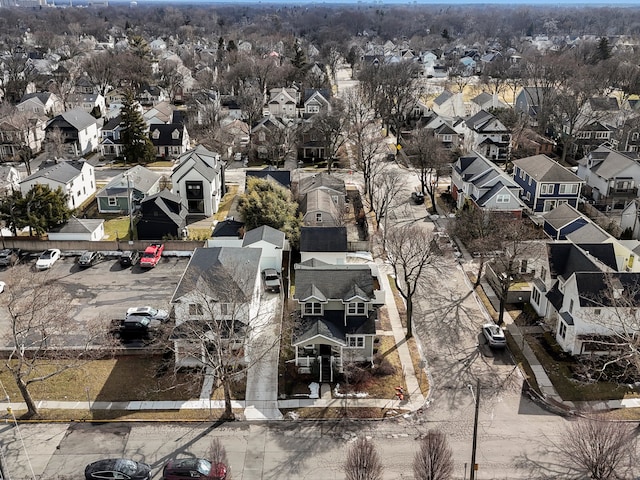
[157,58,185,104]
[404,128,451,214]
[208,438,231,479]
[1,267,103,417]
[309,99,350,173]
[555,416,636,480]
[413,430,454,480]
[386,224,440,338]
[45,127,70,159]
[369,167,404,228]
[83,51,118,97]
[343,437,384,480]
[237,82,266,148]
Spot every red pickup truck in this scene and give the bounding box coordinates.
[140,243,164,268]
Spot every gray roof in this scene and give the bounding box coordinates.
[242,225,285,248]
[566,223,610,244]
[433,90,453,106]
[300,226,347,252]
[575,272,640,307]
[292,310,376,346]
[300,189,340,218]
[51,216,103,234]
[298,173,346,197]
[293,261,375,302]
[578,146,640,180]
[542,203,584,229]
[96,165,161,198]
[172,145,221,184]
[172,247,261,302]
[512,155,583,183]
[52,108,97,130]
[21,160,84,185]
[547,242,617,280]
[212,219,245,238]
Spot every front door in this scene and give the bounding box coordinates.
[319,344,332,382]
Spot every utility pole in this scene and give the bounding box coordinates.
[470,378,480,480]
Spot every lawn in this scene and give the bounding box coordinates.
[103,216,133,240]
[281,407,408,420]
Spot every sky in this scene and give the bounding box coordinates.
[127,0,640,4]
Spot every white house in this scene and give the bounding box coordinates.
[45,108,100,156]
[171,145,224,217]
[299,226,348,264]
[170,247,262,369]
[19,159,95,210]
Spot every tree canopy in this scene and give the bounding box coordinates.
[238,177,302,247]
[0,184,72,236]
[121,89,156,165]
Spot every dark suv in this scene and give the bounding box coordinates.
[0,249,19,267]
[163,458,227,480]
[119,250,140,267]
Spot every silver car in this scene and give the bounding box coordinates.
[482,323,506,349]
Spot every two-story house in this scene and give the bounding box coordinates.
[0,114,47,162]
[149,123,190,159]
[512,154,583,213]
[45,108,100,156]
[451,152,525,216]
[99,115,125,158]
[297,172,346,226]
[171,145,224,217]
[461,110,511,162]
[136,190,187,240]
[576,145,640,208]
[19,159,95,210]
[66,93,106,117]
[171,247,262,369]
[267,87,298,118]
[301,89,331,118]
[291,259,384,382]
[514,86,552,127]
[17,92,63,117]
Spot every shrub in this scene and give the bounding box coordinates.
[373,355,396,377]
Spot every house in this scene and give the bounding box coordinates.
[542,203,590,240]
[432,123,461,151]
[301,89,331,118]
[207,219,245,248]
[170,246,262,369]
[298,172,346,202]
[45,108,100,156]
[242,225,286,272]
[0,115,46,162]
[468,92,509,116]
[95,165,162,214]
[143,101,174,125]
[0,165,21,195]
[300,190,343,227]
[245,166,291,190]
[137,85,167,106]
[17,92,63,116]
[99,115,125,158]
[66,93,106,116]
[576,145,640,208]
[461,110,511,162]
[451,152,525,216]
[171,145,224,217]
[250,116,294,161]
[47,216,104,241]
[267,87,298,118]
[136,190,187,240]
[516,128,556,157]
[20,159,95,210]
[300,226,348,264]
[514,87,552,126]
[291,259,384,382]
[512,155,583,213]
[149,123,190,159]
[431,90,465,118]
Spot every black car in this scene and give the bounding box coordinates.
[411,191,425,204]
[119,250,140,267]
[85,458,151,480]
[0,248,19,267]
[78,251,104,268]
[163,458,227,480]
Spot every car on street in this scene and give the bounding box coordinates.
[119,250,140,267]
[0,281,6,293]
[411,191,425,204]
[262,268,280,293]
[0,248,19,266]
[140,243,164,268]
[126,306,169,322]
[85,458,151,480]
[35,249,61,270]
[111,317,161,341]
[482,323,506,348]
[78,250,104,268]
[163,458,227,480]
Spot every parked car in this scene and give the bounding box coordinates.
[0,248,19,266]
[0,281,6,293]
[126,306,169,322]
[35,249,61,270]
[119,250,140,267]
[262,268,281,293]
[163,458,227,480]
[140,243,164,268]
[110,317,161,341]
[411,191,425,204]
[482,323,506,349]
[85,458,151,480]
[78,251,104,268]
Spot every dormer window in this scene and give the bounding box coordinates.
[152,129,160,139]
[171,129,180,140]
[304,302,322,315]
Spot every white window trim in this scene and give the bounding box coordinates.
[347,302,366,315]
[496,194,510,203]
[346,335,365,349]
[303,302,323,316]
[108,197,118,207]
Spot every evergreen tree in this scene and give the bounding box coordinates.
[597,36,611,62]
[0,185,71,237]
[120,90,156,164]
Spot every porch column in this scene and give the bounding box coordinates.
[295,345,299,366]
[318,355,322,383]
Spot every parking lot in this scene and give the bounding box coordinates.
[0,253,190,347]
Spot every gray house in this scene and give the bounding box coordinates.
[95,165,162,214]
